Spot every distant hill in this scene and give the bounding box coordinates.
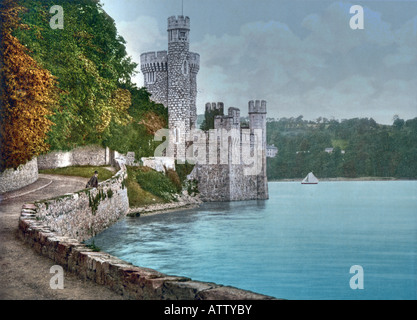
[266,116,417,179]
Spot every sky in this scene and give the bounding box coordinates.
[100,0,417,124]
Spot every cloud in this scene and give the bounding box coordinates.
[384,15,417,67]
[116,15,166,86]
[192,2,415,124]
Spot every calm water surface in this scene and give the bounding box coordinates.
[88,181,417,300]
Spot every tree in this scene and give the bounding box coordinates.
[14,0,138,150]
[103,86,168,160]
[392,115,405,130]
[0,0,57,171]
[200,107,223,131]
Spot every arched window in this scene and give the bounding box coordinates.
[174,128,181,144]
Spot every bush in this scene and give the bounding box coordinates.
[136,168,177,202]
[125,166,164,207]
[175,161,195,183]
[166,169,182,193]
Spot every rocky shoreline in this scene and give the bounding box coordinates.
[127,191,203,217]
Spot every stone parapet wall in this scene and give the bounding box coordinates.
[33,160,128,242]
[0,158,38,194]
[37,145,113,170]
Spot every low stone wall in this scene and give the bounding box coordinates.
[17,160,275,300]
[33,161,129,242]
[37,145,113,170]
[141,156,175,173]
[0,158,38,194]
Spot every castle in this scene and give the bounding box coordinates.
[141,15,268,201]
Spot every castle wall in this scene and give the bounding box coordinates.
[192,101,269,202]
[193,164,230,202]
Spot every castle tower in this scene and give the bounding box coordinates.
[140,51,168,106]
[249,100,268,199]
[167,16,189,159]
[141,16,199,160]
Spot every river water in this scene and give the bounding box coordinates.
[87,181,417,300]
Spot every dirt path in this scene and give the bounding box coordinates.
[0,174,125,300]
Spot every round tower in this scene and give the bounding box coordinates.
[248,100,268,199]
[167,15,192,160]
[140,51,168,106]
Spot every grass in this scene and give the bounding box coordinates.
[126,166,165,208]
[39,166,114,181]
[39,165,182,209]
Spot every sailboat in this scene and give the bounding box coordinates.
[302,172,319,184]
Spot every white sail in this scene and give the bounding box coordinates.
[302,172,319,184]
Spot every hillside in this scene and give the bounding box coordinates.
[266,116,417,179]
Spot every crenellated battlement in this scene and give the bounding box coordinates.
[205,102,224,114]
[140,51,168,73]
[249,100,267,114]
[168,15,190,31]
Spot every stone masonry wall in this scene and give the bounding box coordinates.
[0,158,38,194]
[33,160,129,242]
[37,145,112,170]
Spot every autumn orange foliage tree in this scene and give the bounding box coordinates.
[0,0,57,171]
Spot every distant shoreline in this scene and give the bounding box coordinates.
[269,177,417,182]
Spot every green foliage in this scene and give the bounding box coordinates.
[166,169,182,193]
[8,0,168,165]
[103,86,168,160]
[125,166,165,208]
[200,108,223,131]
[175,161,195,184]
[186,179,199,196]
[135,167,178,202]
[267,116,417,179]
[14,0,137,150]
[88,189,106,215]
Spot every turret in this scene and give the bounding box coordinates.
[248,100,268,199]
[140,51,169,106]
[167,16,192,160]
[167,15,190,43]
